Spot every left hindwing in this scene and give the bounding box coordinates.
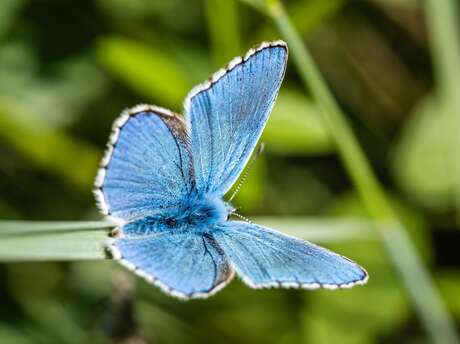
[184,41,288,196]
[108,219,234,299]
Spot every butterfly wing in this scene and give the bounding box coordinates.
[184,41,288,196]
[94,105,193,222]
[108,219,234,299]
[212,221,368,289]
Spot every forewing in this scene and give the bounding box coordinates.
[108,220,234,299]
[94,105,193,222]
[184,41,288,196]
[213,221,368,289]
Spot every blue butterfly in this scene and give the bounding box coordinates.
[94,41,368,299]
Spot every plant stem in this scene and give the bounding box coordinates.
[0,220,113,235]
[424,0,460,98]
[424,0,460,215]
[269,1,392,221]
[263,1,459,343]
[383,226,459,344]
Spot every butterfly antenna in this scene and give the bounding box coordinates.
[228,143,265,202]
[232,212,253,224]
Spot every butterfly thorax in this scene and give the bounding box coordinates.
[122,195,232,236]
[177,194,231,227]
[135,194,231,233]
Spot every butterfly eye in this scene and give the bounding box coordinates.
[109,227,121,238]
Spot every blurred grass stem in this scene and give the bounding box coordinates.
[424,0,460,97]
[424,0,460,216]
[256,0,460,343]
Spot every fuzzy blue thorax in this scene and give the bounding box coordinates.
[173,194,231,228]
[123,194,232,237]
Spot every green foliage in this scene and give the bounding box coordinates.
[0,0,25,40]
[96,36,191,110]
[394,100,460,213]
[0,99,100,189]
[306,192,430,343]
[0,0,459,343]
[205,0,242,66]
[303,239,409,344]
[393,96,459,210]
[393,0,460,213]
[263,89,333,155]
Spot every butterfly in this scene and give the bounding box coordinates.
[94,41,368,299]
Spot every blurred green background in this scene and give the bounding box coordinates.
[0,0,459,343]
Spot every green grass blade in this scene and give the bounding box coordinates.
[424,0,460,97]
[383,225,460,344]
[0,230,108,261]
[268,2,393,221]
[255,0,344,41]
[424,0,460,213]
[0,221,113,235]
[263,89,333,155]
[235,0,459,342]
[96,36,191,110]
[0,218,374,262]
[0,221,112,261]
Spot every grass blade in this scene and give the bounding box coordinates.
[236,0,459,342]
[0,230,107,261]
[383,225,459,344]
[96,36,191,110]
[0,221,113,236]
[0,218,374,262]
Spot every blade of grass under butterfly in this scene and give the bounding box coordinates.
[0,221,112,261]
[0,230,107,261]
[0,218,374,262]
[0,221,113,235]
